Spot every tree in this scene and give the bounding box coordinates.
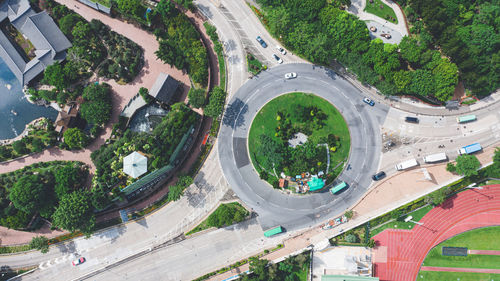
[9,174,48,214]
[248,257,269,281]
[43,62,68,90]
[188,88,206,108]
[446,162,457,173]
[54,164,83,200]
[31,138,44,153]
[488,147,500,178]
[365,238,376,248]
[257,134,283,171]
[154,0,177,20]
[52,191,95,234]
[455,154,481,177]
[345,233,358,243]
[80,83,112,126]
[116,0,142,17]
[344,210,354,219]
[204,86,226,118]
[167,184,184,202]
[425,187,450,206]
[138,87,153,103]
[30,236,49,254]
[58,13,83,37]
[63,128,88,150]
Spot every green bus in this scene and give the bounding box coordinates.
[264,226,283,237]
[457,115,476,123]
[330,181,348,195]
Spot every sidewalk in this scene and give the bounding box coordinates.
[208,142,499,281]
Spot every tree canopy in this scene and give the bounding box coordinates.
[9,174,50,215]
[63,128,88,150]
[204,86,226,118]
[52,191,95,234]
[80,83,112,126]
[188,88,206,109]
[455,154,481,177]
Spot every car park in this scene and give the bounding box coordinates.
[256,36,267,48]
[363,97,375,106]
[276,45,286,55]
[284,72,297,79]
[273,54,283,64]
[405,116,419,123]
[372,171,386,181]
[72,257,86,266]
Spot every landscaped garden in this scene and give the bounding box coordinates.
[246,53,266,76]
[364,0,398,24]
[248,92,350,192]
[0,161,91,232]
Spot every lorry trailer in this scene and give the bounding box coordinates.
[424,152,448,163]
[395,158,419,171]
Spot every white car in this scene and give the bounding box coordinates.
[285,72,297,79]
[273,54,283,64]
[276,45,286,55]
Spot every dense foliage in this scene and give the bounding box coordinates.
[241,252,310,281]
[401,0,500,96]
[455,154,481,177]
[0,118,57,161]
[167,175,193,201]
[0,161,87,230]
[188,88,206,109]
[204,86,226,118]
[30,236,49,254]
[91,103,199,190]
[256,0,462,101]
[52,190,95,234]
[63,128,89,149]
[80,83,112,127]
[152,0,208,86]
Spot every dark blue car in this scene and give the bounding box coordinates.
[256,36,267,48]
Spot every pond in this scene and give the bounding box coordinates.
[0,58,57,140]
[128,104,168,133]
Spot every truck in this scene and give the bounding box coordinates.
[424,152,448,163]
[458,143,482,155]
[395,158,418,171]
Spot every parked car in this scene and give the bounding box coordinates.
[372,171,386,181]
[276,45,286,55]
[363,97,375,106]
[273,54,283,64]
[256,36,267,48]
[405,116,419,123]
[72,257,86,266]
[284,72,297,79]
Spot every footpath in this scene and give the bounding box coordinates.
[209,143,499,281]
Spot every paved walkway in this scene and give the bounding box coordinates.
[421,266,500,274]
[372,185,500,281]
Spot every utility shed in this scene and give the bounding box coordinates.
[148,72,179,104]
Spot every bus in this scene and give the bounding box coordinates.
[264,226,283,237]
[457,115,476,123]
[330,181,348,195]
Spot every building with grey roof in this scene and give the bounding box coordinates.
[0,0,71,85]
[148,72,180,104]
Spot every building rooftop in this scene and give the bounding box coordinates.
[148,72,179,104]
[0,0,71,85]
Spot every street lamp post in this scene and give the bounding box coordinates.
[404,215,424,226]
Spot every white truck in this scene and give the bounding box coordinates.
[424,152,448,163]
[395,158,419,171]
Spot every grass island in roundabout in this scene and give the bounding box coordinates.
[248,92,350,193]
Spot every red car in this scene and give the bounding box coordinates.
[72,257,86,266]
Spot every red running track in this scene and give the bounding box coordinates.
[468,249,500,255]
[372,184,500,281]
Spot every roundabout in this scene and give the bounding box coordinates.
[218,63,390,231]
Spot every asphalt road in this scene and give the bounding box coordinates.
[218,63,390,231]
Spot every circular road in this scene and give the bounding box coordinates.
[218,63,389,231]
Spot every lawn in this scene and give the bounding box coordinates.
[422,226,500,269]
[485,179,500,185]
[417,271,500,281]
[248,92,350,180]
[186,202,249,235]
[364,0,398,24]
[370,205,433,237]
[296,260,310,281]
